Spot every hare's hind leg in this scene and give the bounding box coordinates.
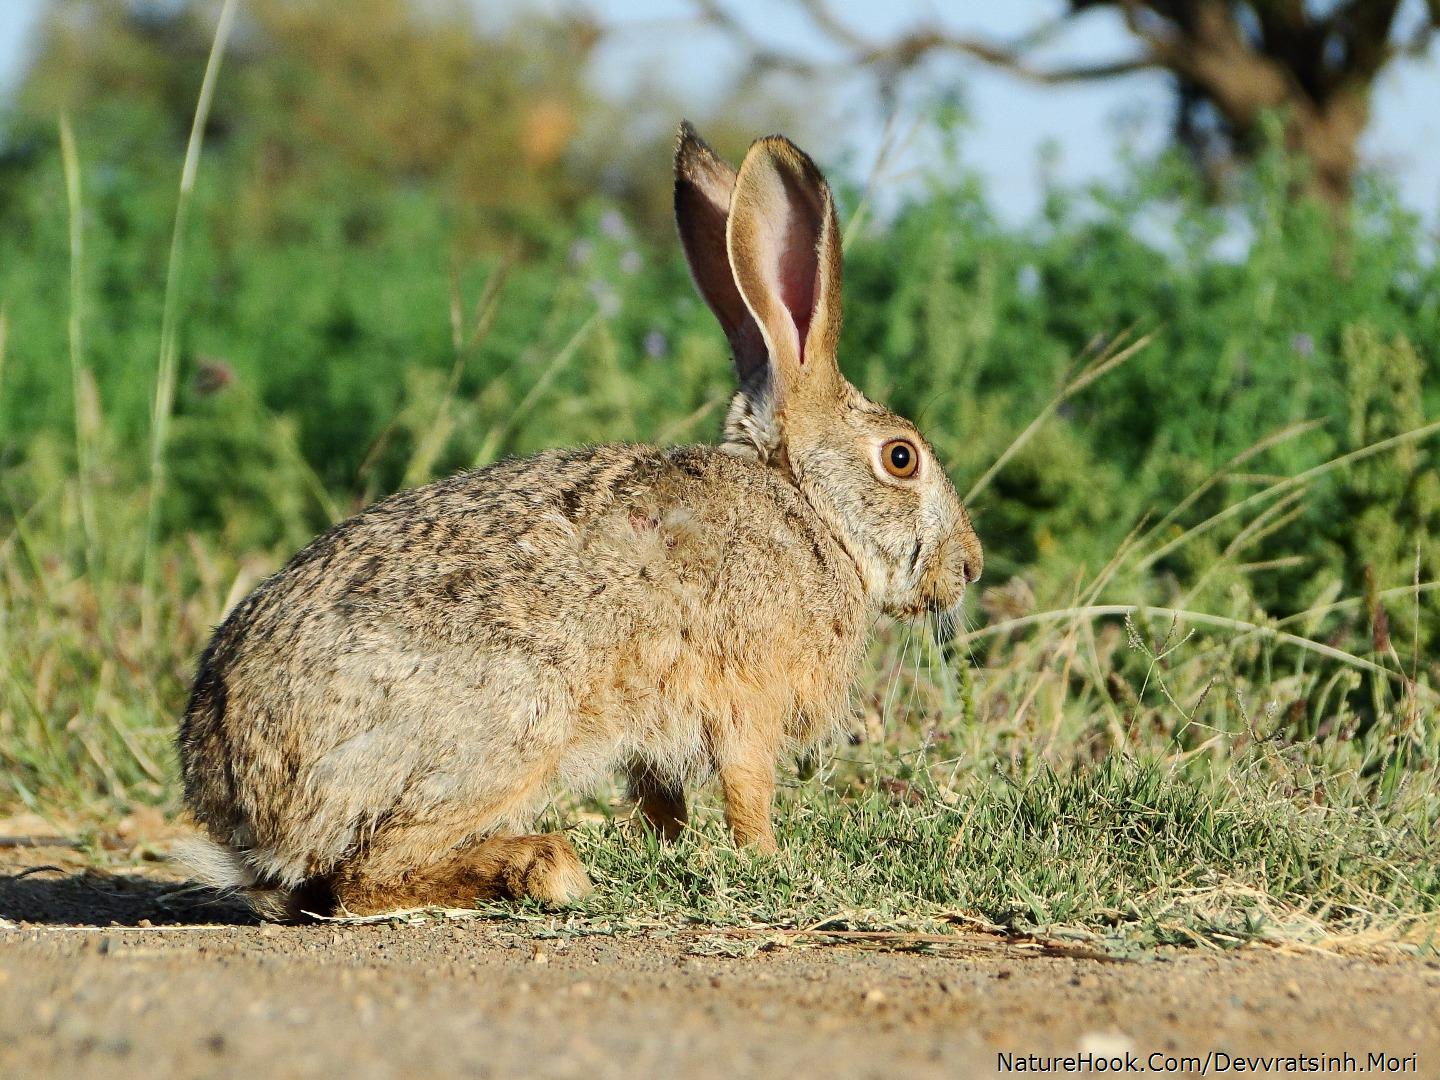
[332,833,592,916]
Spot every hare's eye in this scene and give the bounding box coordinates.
[880,438,920,479]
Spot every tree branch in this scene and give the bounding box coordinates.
[694,0,1438,210]
[793,0,872,52]
[697,0,1159,85]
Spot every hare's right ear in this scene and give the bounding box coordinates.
[674,122,767,389]
[725,135,843,412]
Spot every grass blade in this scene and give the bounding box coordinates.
[964,330,1151,505]
[140,0,241,639]
[960,603,1435,696]
[1136,419,1440,573]
[59,114,100,574]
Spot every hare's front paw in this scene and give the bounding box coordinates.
[507,834,594,904]
[719,759,777,853]
[745,834,779,856]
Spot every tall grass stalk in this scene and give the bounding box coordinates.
[226,379,345,525]
[402,262,509,488]
[962,330,1151,505]
[841,113,922,249]
[1163,580,1440,689]
[472,311,599,468]
[1132,419,1326,556]
[959,603,1431,695]
[59,115,99,574]
[1176,490,1310,607]
[139,0,240,639]
[1136,419,1440,572]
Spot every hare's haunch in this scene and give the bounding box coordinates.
[176,125,983,919]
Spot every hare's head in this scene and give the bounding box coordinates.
[675,123,982,631]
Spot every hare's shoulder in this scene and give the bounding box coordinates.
[400,442,798,529]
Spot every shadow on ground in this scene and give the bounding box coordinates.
[0,864,256,926]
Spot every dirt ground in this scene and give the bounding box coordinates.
[2,842,1438,1080]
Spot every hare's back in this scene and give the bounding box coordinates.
[235,442,852,645]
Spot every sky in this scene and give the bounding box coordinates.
[2,0,1438,223]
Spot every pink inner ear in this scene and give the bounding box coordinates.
[778,210,818,363]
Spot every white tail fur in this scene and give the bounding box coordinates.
[170,835,309,921]
[170,834,259,890]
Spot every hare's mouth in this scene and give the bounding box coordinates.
[883,592,966,639]
[925,597,966,644]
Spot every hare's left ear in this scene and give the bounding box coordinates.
[674,122,767,391]
[725,136,843,409]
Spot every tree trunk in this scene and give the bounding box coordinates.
[1170,2,1370,210]
[1291,90,1369,209]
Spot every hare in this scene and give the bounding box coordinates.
[175,123,983,920]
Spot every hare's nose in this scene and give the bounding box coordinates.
[961,540,983,584]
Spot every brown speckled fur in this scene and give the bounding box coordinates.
[176,125,982,919]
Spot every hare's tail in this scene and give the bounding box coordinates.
[170,835,327,922]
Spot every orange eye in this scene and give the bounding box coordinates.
[880,438,920,479]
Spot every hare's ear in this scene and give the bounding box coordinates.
[674,122,767,389]
[725,136,843,408]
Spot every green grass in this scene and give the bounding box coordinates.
[546,610,1436,953]
[314,691,1440,953]
[564,759,1438,953]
